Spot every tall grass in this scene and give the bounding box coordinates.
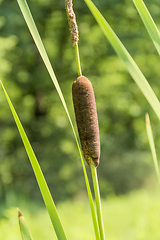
[1,191,160,240]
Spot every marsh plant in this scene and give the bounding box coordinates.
[1,0,160,239]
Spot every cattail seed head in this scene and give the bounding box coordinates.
[65,0,79,46]
[72,76,100,167]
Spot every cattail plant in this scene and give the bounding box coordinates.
[66,0,100,168]
[66,1,105,239]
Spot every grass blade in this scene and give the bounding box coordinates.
[145,113,160,188]
[84,0,160,121]
[18,208,33,240]
[0,81,67,240]
[16,0,69,120]
[133,0,160,55]
[16,0,99,238]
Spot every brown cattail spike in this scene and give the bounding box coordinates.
[65,0,79,46]
[72,76,100,167]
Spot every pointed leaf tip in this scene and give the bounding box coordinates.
[18,209,33,240]
[145,113,150,125]
[17,208,22,218]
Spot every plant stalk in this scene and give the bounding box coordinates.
[91,164,105,240]
[74,44,82,76]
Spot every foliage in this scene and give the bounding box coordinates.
[0,0,160,202]
[1,190,160,240]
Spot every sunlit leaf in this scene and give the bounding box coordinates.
[133,0,160,55]
[84,0,160,120]
[0,81,67,240]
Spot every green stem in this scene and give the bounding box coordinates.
[91,164,105,240]
[79,154,101,240]
[74,44,82,76]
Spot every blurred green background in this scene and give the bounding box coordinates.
[0,0,160,206]
[1,190,160,240]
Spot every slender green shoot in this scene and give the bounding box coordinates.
[145,113,160,188]
[133,0,160,56]
[83,0,160,121]
[74,44,82,76]
[78,149,101,240]
[18,208,33,240]
[91,165,105,240]
[0,81,67,240]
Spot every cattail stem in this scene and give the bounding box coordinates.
[65,0,82,76]
[74,44,82,76]
[91,164,105,240]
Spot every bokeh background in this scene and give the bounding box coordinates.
[0,0,160,207]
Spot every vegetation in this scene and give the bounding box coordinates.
[1,190,160,240]
[1,0,160,238]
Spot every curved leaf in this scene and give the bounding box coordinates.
[133,0,160,55]
[84,0,160,120]
[0,81,67,240]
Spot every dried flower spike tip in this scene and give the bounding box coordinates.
[72,76,100,167]
[65,0,79,46]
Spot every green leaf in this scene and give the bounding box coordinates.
[84,0,160,120]
[133,0,160,55]
[0,81,67,240]
[145,113,160,188]
[18,208,33,240]
[16,0,70,122]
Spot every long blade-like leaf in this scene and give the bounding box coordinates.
[0,81,67,240]
[133,0,160,55]
[16,0,69,122]
[145,113,160,188]
[16,0,99,238]
[18,208,33,240]
[84,0,160,120]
